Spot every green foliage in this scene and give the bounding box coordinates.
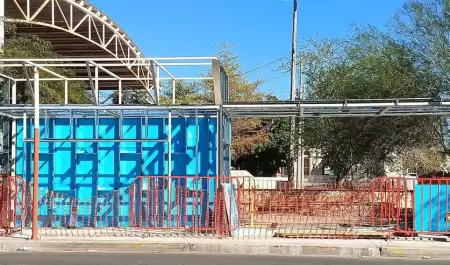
[210,43,269,160]
[159,81,207,105]
[394,0,450,86]
[1,27,89,104]
[111,89,151,105]
[239,117,291,176]
[300,13,447,180]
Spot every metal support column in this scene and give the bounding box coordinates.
[22,112,26,180]
[217,108,224,177]
[10,82,16,176]
[172,79,176,104]
[156,66,160,104]
[167,111,172,228]
[94,66,99,105]
[118,80,122,105]
[31,67,40,240]
[64,80,68,104]
[195,109,199,177]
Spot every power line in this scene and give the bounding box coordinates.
[260,73,290,84]
[241,54,289,76]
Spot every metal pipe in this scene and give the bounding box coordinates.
[10,82,17,176]
[172,79,176,104]
[94,66,99,105]
[144,111,148,140]
[64,80,68,104]
[0,62,212,68]
[0,57,217,62]
[156,65,160,104]
[23,138,168,142]
[31,67,39,241]
[0,105,220,110]
[118,80,122,105]
[195,109,199,177]
[12,77,212,81]
[22,112,27,181]
[0,104,220,112]
[167,111,172,229]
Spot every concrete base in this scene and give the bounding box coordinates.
[1,237,450,259]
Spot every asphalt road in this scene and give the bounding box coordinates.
[0,253,447,265]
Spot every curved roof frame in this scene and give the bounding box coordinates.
[4,0,156,102]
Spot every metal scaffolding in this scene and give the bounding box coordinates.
[1,56,450,240]
[0,57,230,240]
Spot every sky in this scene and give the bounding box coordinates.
[90,0,407,99]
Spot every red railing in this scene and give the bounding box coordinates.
[0,175,449,240]
[372,177,450,238]
[31,176,239,238]
[0,176,28,235]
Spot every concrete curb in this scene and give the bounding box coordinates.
[380,247,450,259]
[1,239,449,259]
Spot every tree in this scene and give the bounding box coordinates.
[111,89,151,105]
[238,116,292,176]
[300,28,444,182]
[395,0,450,153]
[1,26,89,104]
[159,81,206,105]
[399,147,444,175]
[207,43,269,162]
[111,43,270,166]
[395,0,450,87]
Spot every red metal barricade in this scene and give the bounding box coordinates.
[0,175,27,235]
[372,177,450,238]
[36,176,240,238]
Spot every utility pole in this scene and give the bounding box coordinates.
[290,0,303,189]
[290,0,297,102]
[297,62,304,189]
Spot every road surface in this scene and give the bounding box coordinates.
[0,253,447,265]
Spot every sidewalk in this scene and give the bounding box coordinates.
[1,236,450,259]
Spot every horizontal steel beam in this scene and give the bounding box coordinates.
[23,138,168,143]
[0,104,220,110]
[0,57,217,62]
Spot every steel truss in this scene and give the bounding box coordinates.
[4,0,151,96]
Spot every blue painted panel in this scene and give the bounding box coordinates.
[54,119,72,192]
[171,118,186,154]
[98,119,119,192]
[15,115,221,229]
[121,118,141,153]
[415,184,450,232]
[208,118,217,176]
[142,119,164,176]
[75,118,96,200]
[75,118,95,153]
[186,118,197,176]
[16,119,24,176]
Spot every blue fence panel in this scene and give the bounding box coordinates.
[415,184,450,232]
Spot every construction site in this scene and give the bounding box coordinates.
[0,0,448,241]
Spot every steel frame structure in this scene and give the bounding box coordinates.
[1,57,450,240]
[224,99,450,117]
[4,0,152,96]
[0,57,228,240]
